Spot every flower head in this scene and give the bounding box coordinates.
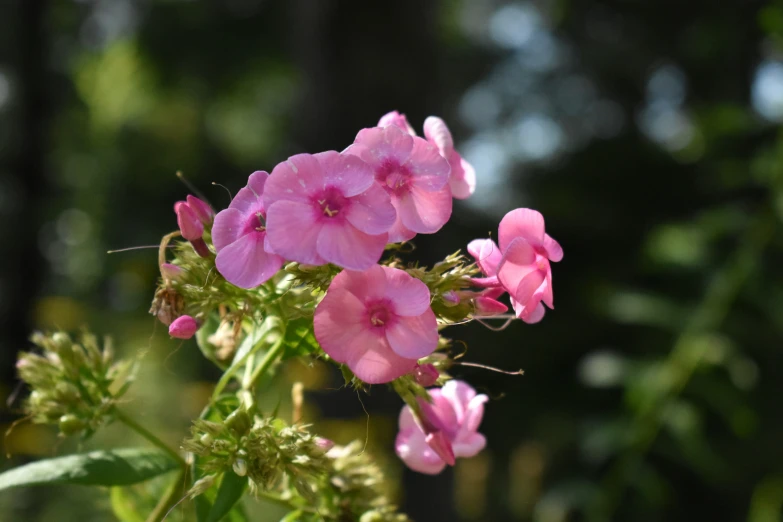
[169,315,199,339]
[467,209,562,323]
[212,171,285,288]
[423,116,476,200]
[395,380,488,475]
[314,265,438,384]
[263,152,396,270]
[347,125,452,243]
[378,110,416,136]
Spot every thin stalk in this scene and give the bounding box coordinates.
[145,467,188,522]
[114,408,185,466]
[245,333,286,391]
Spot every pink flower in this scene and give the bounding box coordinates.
[263,152,396,270]
[186,195,214,225]
[169,315,199,339]
[467,209,563,323]
[347,125,452,243]
[424,116,476,200]
[395,380,488,475]
[212,171,285,288]
[160,263,184,281]
[313,265,438,384]
[474,295,508,316]
[378,110,416,136]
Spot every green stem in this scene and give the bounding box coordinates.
[114,408,186,466]
[144,467,189,522]
[245,332,286,391]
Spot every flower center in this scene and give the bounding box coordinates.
[367,302,392,328]
[378,160,411,195]
[314,187,348,219]
[535,255,548,272]
[255,212,265,231]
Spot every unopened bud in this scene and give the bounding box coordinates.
[441,290,460,307]
[425,431,456,466]
[58,414,86,435]
[51,332,71,353]
[474,296,508,316]
[413,364,439,387]
[174,201,204,241]
[314,437,335,452]
[186,195,214,225]
[169,315,199,339]
[199,433,213,446]
[160,263,184,281]
[225,409,251,436]
[232,458,247,477]
[188,474,216,498]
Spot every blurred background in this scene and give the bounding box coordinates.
[1,0,783,520]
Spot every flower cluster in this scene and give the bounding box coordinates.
[16,331,135,437]
[155,109,562,484]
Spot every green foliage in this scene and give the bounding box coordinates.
[0,449,179,491]
[206,471,248,522]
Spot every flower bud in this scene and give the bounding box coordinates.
[174,201,204,241]
[225,409,252,436]
[413,364,439,387]
[160,263,184,281]
[474,296,508,316]
[232,458,248,477]
[199,433,213,446]
[169,315,199,339]
[314,437,335,452]
[58,414,86,436]
[186,195,214,225]
[441,290,460,307]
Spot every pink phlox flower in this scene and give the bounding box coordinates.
[497,208,563,324]
[378,110,416,136]
[211,171,285,288]
[169,315,199,339]
[346,124,452,243]
[263,152,396,270]
[423,116,476,200]
[313,265,438,384]
[395,380,488,475]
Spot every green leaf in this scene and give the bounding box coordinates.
[196,312,226,369]
[206,471,247,522]
[281,317,320,359]
[0,448,179,491]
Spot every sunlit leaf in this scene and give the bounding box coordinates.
[0,448,179,491]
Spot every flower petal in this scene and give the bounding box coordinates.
[449,153,476,200]
[336,265,387,302]
[215,233,283,288]
[345,183,396,235]
[212,208,244,252]
[440,380,477,423]
[378,111,416,136]
[395,429,447,475]
[313,288,367,363]
[386,212,417,243]
[452,433,486,459]
[512,269,546,309]
[544,233,563,262]
[314,151,375,197]
[316,222,387,271]
[382,266,431,316]
[462,394,488,433]
[407,137,450,192]
[423,116,454,153]
[265,200,324,264]
[354,125,414,165]
[264,153,324,206]
[347,331,417,384]
[496,237,537,295]
[467,239,502,276]
[230,171,268,213]
[385,308,438,359]
[498,208,546,251]
[517,300,546,324]
[397,184,452,234]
